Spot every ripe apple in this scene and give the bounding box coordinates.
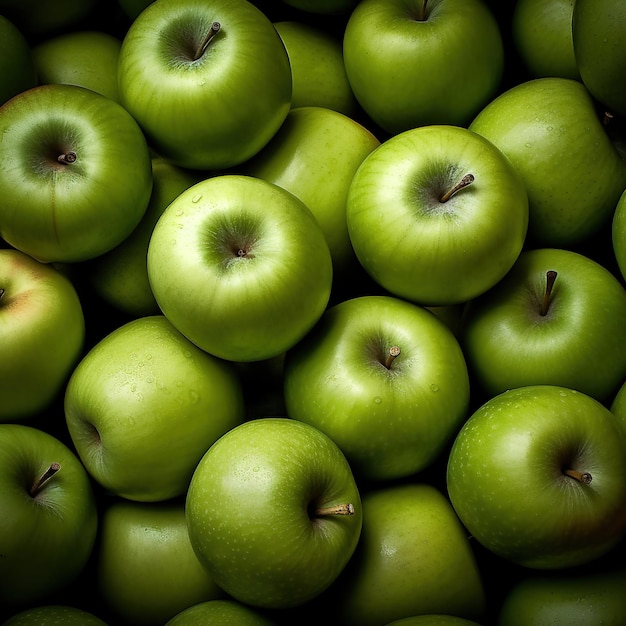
[328,483,486,626]
[273,21,357,116]
[346,124,528,306]
[64,315,245,502]
[572,0,626,118]
[469,77,626,247]
[342,0,504,134]
[0,83,153,263]
[283,294,470,482]
[165,599,275,626]
[0,424,98,610]
[32,30,123,103]
[613,189,626,281]
[512,0,579,80]
[1,605,107,625]
[0,14,37,106]
[96,498,222,625]
[117,0,292,170]
[0,248,85,422]
[185,417,363,609]
[242,105,380,278]
[447,385,626,570]
[461,247,626,405]
[86,156,200,317]
[147,174,333,362]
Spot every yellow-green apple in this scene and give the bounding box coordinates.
[469,77,626,247]
[185,417,362,609]
[461,247,626,405]
[0,15,37,106]
[283,295,470,482]
[1,605,107,625]
[342,0,504,134]
[0,248,85,422]
[96,498,222,625]
[613,189,626,281]
[147,174,333,362]
[447,385,626,570]
[64,315,245,502]
[117,0,292,170]
[165,599,275,626]
[242,106,380,279]
[0,83,152,263]
[346,124,528,305]
[0,424,98,610]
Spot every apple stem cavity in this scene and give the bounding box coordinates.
[57,151,77,165]
[540,270,558,316]
[384,346,401,369]
[564,468,593,485]
[440,173,474,203]
[416,0,428,20]
[314,503,355,517]
[30,462,61,497]
[193,21,221,61]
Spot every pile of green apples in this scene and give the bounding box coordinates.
[1,0,626,624]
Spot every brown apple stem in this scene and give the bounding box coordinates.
[193,21,221,61]
[0,288,4,299]
[384,346,401,369]
[564,468,593,485]
[315,503,355,516]
[30,462,61,497]
[540,270,558,316]
[416,0,428,20]
[603,111,614,127]
[57,151,77,165]
[440,173,474,202]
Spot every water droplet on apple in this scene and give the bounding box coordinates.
[175,210,184,216]
[525,142,531,148]
[130,384,137,392]
[374,396,382,404]
[191,194,202,203]
[146,376,155,384]
[252,466,260,472]
[189,390,200,404]
[430,384,439,392]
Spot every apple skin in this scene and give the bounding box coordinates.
[342,0,504,134]
[469,77,626,247]
[147,174,333,362]
[0,15,37,106]
[572,0,626,118]
[117,0,292,170]
[346,124,528,306]
[185,417,363,609]
[0,248,85,422]
[328,484,486,626]
[461,247,626,405]
[446,385,626,570]
[164,599,275,626]
[0,83,153,263]
[1,605,107,625]
[96,498,223,625]
[496,566,626,626]
[64,315,245,502]
[0,424,98,610]
[613,189,626,282]
[611,379,626,437]
[283,295,470,482]
[32,30,123,103]
[242,106,380,278]
[512,0,579,80]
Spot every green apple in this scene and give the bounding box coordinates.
[97,498,222,625]
[0,248,85,422]
[86,156,200,317]
[165,599,275,626]
[147,174,333,362]
[186,417,363,609]
[0,0,97,36]
[242,106,380,278]
[343,0,504,134]
[346,124,528,305]
[0,83,153,263]
[117,0,292,170]
[329,484,486,626]
[447,385,626,570]
[1,605,107,625]
[469,77,626,247]
[613,188,626,281]
[32,30,123,103]
[461,247,626,405]
[512,0,579,80]
[0,15,37,106]
[572,0,626,118]
[0,424,98,610]
[496,566,626,626]
[283,295,470,482]
[64,315,245,502]
[273,21,357,116]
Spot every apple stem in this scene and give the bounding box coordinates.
[30,462,61,497]
[416,0,428,20]
[384,346,401,369]
[603,111,614,127]
[540,270,558,316]
[564,468,593,485]
[0,288,4,299]
[57,152,77,165]
[315,503,355,517]
[440,173,474,202]
[193,21,221,61]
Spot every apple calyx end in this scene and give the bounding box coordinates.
[193,21,221,61]
[314,503,355,517]
[564,468,593,485]
[57,151,77,165]
[439,173,474,203]
[540,270,558,316]
[30,462,61,497]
